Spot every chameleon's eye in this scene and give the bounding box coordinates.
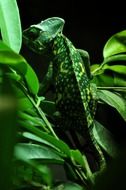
[28,27,41,40]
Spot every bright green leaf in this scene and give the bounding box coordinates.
[9,81,34,110]
[92,54,126,75]
[14,143,64,164]
[0,40,39,94]
[100,54,126,74]
[22,132,59,150]
[18,111,46,128]
[91,64,104,76]
[104,54,126,63]
[103,30,126,58]
[25,62,39,95]
[18,97,33,110]
[70,149,92,180]
[0,0,22,52]
[70,150,88,171]
[103,65,126,75]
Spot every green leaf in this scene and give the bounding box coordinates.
[19,121,71,157]
[92,54,126,75]
[18,97,33,110]
[0,40,39,94]
[102,54,126,72]
[104,65,126,75]
[15,143,64,164]
[18,111,46,128]
[103,30,126,58]
[93,121,119,157]
[22,132,59,150]
[92,74,115,87]
[70,149,92,180]
[91,61,126,87]
[114,74,126,87]
[97,90,126,121]
[0,0,22,52]
[14,156,52,186]
[70,150,90,172]
[9,81,34,110]
[0,41,26,72]
[25,62,39,95]
[91,64,104,76]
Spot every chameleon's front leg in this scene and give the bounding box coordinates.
[39,62,53,95]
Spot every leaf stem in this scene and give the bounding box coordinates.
[18,81,59,139]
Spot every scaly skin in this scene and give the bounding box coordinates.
[23,17,105,172]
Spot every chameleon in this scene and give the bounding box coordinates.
[23,17,105,172]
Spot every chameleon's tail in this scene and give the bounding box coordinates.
[71,126,106,172]
[55,124,106,172]
[83,127,106,172]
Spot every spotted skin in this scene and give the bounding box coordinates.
[23,17,105,172]
[52,34,94,128]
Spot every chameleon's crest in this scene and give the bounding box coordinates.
[23,17,65,54]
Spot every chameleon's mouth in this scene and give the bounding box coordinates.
[22,33,46,54]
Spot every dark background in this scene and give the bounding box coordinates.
[17,1,126,142]
[18,0,126,64]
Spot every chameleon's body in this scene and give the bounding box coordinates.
[23,17,105,172]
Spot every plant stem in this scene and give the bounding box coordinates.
[19,81,59,139]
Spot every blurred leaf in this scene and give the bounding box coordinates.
[0,0,22,52]
[0,74,17,189]
[97,90,126,121]
[7,80,34,110]
[18,111,46,128]
[93,121,119,157]
[25,107,38,117]
[103,30,126,58]
[14,158,52,186]
[6,70,21,81]
[54,182,84,190]
[0,40,39,94]
[0,41,26,72]
[18,97,33,110]
[15,143,64,164]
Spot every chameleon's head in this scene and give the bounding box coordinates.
[23,17,65,54]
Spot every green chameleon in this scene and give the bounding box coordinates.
[23,17,105,172]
